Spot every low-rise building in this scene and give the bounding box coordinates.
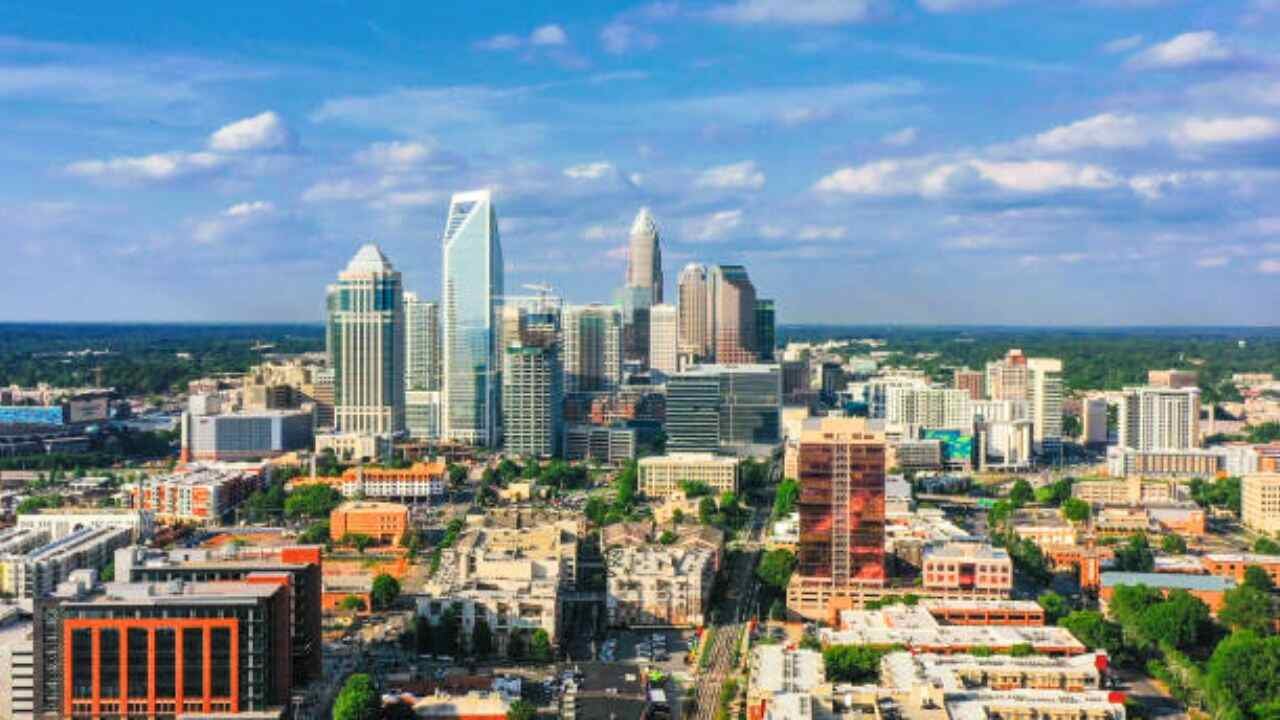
[16,507,153,542]
[1243,472,1280,536]
[329,501,410,545]
[880,650,1104,693]
[1072,477,1184,506]
[638,453,739,498]
[921,542,1013,599]
[0,604,35,720]
[181,408,313,462]
[290,461,448,502]
[820,604,1086,655]
[1100,571,1235,615]
[564,425,636,464]
[0,525,131,598]
[747,645,824,720]
[131,464,268,525]
[1106,448,1222,478]
[604,525,723,627]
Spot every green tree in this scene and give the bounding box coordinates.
[769,598,787,621]
[772,478,799,519]
[1206,631,1280,720]
[988,499,1014,528]
[1035,477,1074,507]
[300,521,330,545]
[659,530,677,545]
[284,484,343,519]
[1061,498,1091,523]
[1248,422,1280,444]
[435,604,461,657]
[1037,591,1069,625]
[1255,537,1280,556]
[614,461,638,510]
[1114,534,1155,572]
[1245,565,1276,593]
[584,496,609,525]
[1059,610,1125,658]
[756,549,797,591]
[343,533,374,554]
[333,673,380,720]
[1161,534,1188,554]
[1137,590,1212,651]
[529,628,553,663]
[1109,584,1166,628]
[371,574,401,610]
[681,479,713,499]
[823,645,892,683]
[339,595,367,612]
[447,463,469,487]
[1219,586,1276,635]
[473,618,494,658]
[698,496,717,525]
[1008,479,1033,507]
[507,699,538,720]
[1008,643,1035,657]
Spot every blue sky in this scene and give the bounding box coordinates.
[2,0,1278,325]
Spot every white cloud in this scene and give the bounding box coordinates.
[919,0,1012,12]
[1171,116,1280,145]
[355,140,435,169]
[66,151,225,183]
[688,209,744,241]
[707,0,883,25]
[942,234,1010,250]
[695,160,766,190]
[816,157,1119,196]
[208,111,291,152]
[970,160,1119,192]
[564,162,615,180]
[814,160,915,195]
[798,225,848,240]
[582,225,612,242]
[1102,35,1144,54]
[882,127,918,147]
[600,21,659,54]
[475,34,522,51]
[372,190,441,208]
[1259,259,1280,274]
[1033,113,1149,152]
[530,24,569,46]
[194,201,280,244]
[1195,255,1230,268]
[1130,31,1232,69]
[225,200,274,217]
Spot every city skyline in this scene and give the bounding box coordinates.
[2,1,1279,326]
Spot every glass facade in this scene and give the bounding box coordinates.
[796,437,886,585]
[442,191,503,446]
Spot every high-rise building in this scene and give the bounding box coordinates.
[788,417,887,621]
[1028,358,1064,454]
[754,299,776,363]
[953,369,985,401]
[677,263,710,360]
[707,265,758,364]
[1148,369,1198,389]
[501,295,563,458]
[666,364,780,457]
[985,349,1030,402]
[884,386,973,433]
[563,304,622,394]
[626,207,663,305]
[404,292,441,392]
[1082,397,1109,445]
[1117,386,1201,451]
[405,390,441,440]
[441,190,504,447]
[326,244,406,435]
[649,303,679,377]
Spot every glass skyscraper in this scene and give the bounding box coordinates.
[441,190,504,447]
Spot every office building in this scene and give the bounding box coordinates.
[405,389,441,440]
[1243,473,1280,535]
[131,465,267,526]
[35,579,294,719]
[666,364,780,457]
[326,244,406,436]
[986,349,1030,402]
[1106,447,1222,477]
[563,425,636,464]
[0,605,35,720]
[1118,386,1200,451]
[181,409,313,462]
[788,418,887,620]
[637,453,739,498]
[114,544,324,686]
[755,299,775,363]
[404,292,442,392]
[441,189,504,447]
[953,369,984,401]
[562,304,622,394]
[503,344,563,458]
[781,360,810,400]
[625,207,663,305]
[330,501,410,545]
[820,603,1085,655]
[677,263,711,360]
[648,303,679,376]
[1028,358,1064,455]
[1082,397,1109,445]
[921,542,1013,598]
[1149,369,1198,389]
[707,264,758,363]
[311,367,335,430]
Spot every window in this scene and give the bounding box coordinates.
[99,628,121,697]
[183,628,204,697]
[156,629,176,697]
[211,628,232,697]
[128,628,149,698]
[71,628,93,699]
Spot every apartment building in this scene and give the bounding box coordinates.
[0,526,131,599]
[291,461,448,502]
[16,508,152,542]
[604,525,723,627]
[637,453,739,498]
[1243,472,1280,535]
[131,464,267,526]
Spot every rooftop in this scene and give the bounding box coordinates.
[1101,571,1236,592]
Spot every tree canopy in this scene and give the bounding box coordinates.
[756,549,797,591]
[284,484,343,519]
[371,574,400,610]
[333,673,380,720]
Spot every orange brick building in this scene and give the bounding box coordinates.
[1201,553,1280,587]
[131,466,267,526]
[1100,572,1235,615]
[330,501,410,545]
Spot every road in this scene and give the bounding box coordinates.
[689,507,767,720]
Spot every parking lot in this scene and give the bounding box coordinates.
[598,627,698,673]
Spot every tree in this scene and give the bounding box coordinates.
[435,604,461,657]
[769,598,787,621]
[1255,537,1280,556]
[698,496,717,525]
[681,479,713,499]
[339,595,367,612]
[1206,631,1280,720]
[447,463,469,487]
[529,628,553,663]
[1245,565,1276,593]
[1114,534,1155,572]
[1035,477,1074,507]
[988,500,1014,528]
[756,549,797,591]
[1219,586,1276,635]
[823,645,892,683]
[1137,590,1212,652]
[1009,643,1035,657]
[1061,498,1091,523]
[1037,591,1069,625]
[371,574,401,610]
[300,521,330,545]
[284,484,343,519]
[1109,584,1166,629]
[772,478,799,519]
[473,618,494,658]
[1161,534,1188,554]
[584,496,609,526]
[507,699,538,720]
[614,461,638,510]
[1059,611,1125,658]
[333,673,380,720]
[659,530,677,545]
[1248,422,1280,444]
[1009,479,1033,507]
[343,533,374,554]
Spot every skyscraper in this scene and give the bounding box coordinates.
[326,244,405,435]
[502,294,563,458]
[666,364,780,457]
[754,298,775,362]
[788,417,887,621]
[441,190,504,447]
[708,264,758,364]
[626,207,663,304]
[649,303,679,376]
[563,304,622,394]
[1118,386,1201,451]
[677,263,710,361]
[404,291,441,391]
[1028,357,1064,454]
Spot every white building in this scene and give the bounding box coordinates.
[0,605,35,720]
[16,508,152,542]
[648,303,679,377]
[885,385,972,434]
[404,291,441,392]
[1082,397,1109,445]
[1118,386,1200,451]
[638,453,739,498]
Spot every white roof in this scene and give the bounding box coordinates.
[343,243,394,274]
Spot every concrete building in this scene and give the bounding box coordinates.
[755,299,776,363]
[290,461,447,502]
[648,303,679,377]
[1149,369,1198,389]
[984,350,1063,454]
[888,439,944,472]
[884,385,973,434]
[563,425,636,464]
[1118,386,1200,451]
[880,650,1104,693]
[604,525,723,627]
[327,243,406,436]
[707,265,759,364]
[502,343,563,459]
[404,292,442,394]
[625,207,663,305]
[405,389,442,440]
[747,644,824,720]
[330,501,410,545]
[441,190,504,447]
[131,464,267,526]
[820,603,1086,655]
[181,409,313,462]
[921,542,1014,599]
[1243,472,1280,535]
[0,604,35,720]
[953,369,985,401]
[16,508,152,542]
[1082,397,1109,445]
[1106,447,1222,478]
[0,526,131,599]
[677,263,711,361]
[562,304,623,394]
[1071,477,1183,506]
[638,453,739,498]
[666,364,780,457]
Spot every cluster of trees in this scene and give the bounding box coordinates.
[1113,534,1156,572]
[428,518,466,576]
[698,491,748,531]
[823,645,899,683]
[1034,477,1074,506]
[283,484,344,520]
[1188,476,1242,515]
[412,606,552,663]
[756,548,797,619]
[583,461,643,526]
[772,478,798,519]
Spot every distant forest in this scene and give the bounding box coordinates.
[1,323,1277,400]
